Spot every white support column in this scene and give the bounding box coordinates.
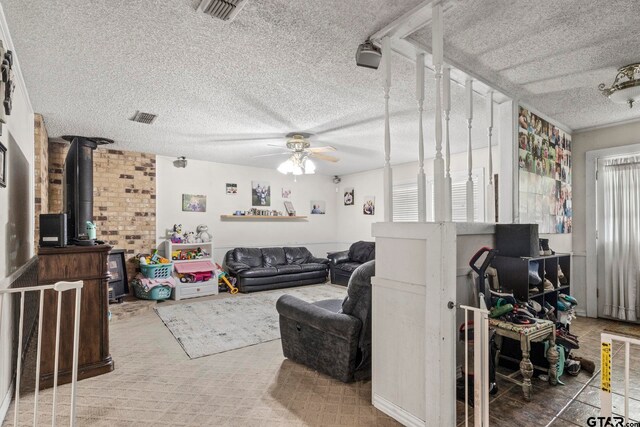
[432,1,445,221]
[382,36,393,222]
[416,52,427,222]
[443,66,452,221]
[465,78,474,222]
[485,90,495,223]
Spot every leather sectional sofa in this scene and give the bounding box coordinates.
[224,247,329,293]
[327,241,375,286]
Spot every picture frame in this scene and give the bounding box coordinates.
[0,141,6,188]
[182,194,207,212]
[284,201,296,216]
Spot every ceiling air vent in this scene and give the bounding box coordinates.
[130,111,157,125]
[197,0,248,22]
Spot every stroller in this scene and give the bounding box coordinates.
[456,247,499,407]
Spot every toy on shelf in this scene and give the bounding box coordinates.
[184,231,197,244]
[171,224,183,243]
[170,247,209,260]
[196,224,212,243]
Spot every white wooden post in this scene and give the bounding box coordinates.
[416,52,427,222]
[485,90,495,223]
[432,1,445,221]
[465,79,474,222]
[382,36,393,222]
[443,66,452,221]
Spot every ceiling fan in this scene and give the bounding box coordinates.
[254,133,339,175]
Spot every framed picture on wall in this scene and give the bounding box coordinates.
[0,141,6,188]
[182,194,207,212]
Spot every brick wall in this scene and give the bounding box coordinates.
[47,141,156,281]
[33,114,49,247]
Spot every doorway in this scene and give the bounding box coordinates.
[595,153,640,322]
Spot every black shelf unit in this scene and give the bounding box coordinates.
[492,253,571,305]
[491,253,571,369]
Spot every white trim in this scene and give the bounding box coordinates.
[373,393,425,427]
[0,381,14,426]
[0,3,33,113]
[574,116,640,135]
[585,143,640,319]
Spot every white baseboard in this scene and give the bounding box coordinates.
[0,381,14,426]
[372,394,424,427]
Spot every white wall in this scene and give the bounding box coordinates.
[155,156,340,261]
[571,120,640,315]
[335,145,500,243]
[0,3,35,421]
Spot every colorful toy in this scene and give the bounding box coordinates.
[179,271,213,283]
[196,224,212,243]
[171,224,183,243]
[141,249,170,265]
[215,263,239,294]
[171,250,181,260]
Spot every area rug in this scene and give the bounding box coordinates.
[154,284,346,359]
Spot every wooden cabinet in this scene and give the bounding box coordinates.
[37,244,114,387]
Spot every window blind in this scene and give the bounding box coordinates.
[392,169,484,222]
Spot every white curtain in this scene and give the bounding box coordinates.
[603,155,640,321]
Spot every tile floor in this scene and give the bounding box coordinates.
[3,295,640,426]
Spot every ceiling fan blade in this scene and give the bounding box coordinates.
[252,152,290,158]
[307,146,336,153]
[267,143,287,148]
[310,152,339,163]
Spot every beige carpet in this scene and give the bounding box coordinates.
[3,287,398,427]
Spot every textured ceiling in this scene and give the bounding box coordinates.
[2,0,494,175]
[410,0,640,132]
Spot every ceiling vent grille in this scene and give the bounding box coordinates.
[197,0,248,22]
[130,111,157,125]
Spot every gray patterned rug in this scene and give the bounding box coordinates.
[154,284,346,359]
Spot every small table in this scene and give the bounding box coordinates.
[490,318,558,401]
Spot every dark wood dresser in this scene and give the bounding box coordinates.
[38,244,114,387]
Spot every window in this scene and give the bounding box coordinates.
[392,169,485,222]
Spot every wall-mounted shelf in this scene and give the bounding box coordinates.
[220,215,308,221]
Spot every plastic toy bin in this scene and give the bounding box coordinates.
[140,262,173,279]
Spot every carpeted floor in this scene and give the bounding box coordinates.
[155,284,347,358]
[3,288,639,426]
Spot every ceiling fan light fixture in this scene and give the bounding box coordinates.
[304,158,316,174]
[599,62,640,108]
[278,159,294,174]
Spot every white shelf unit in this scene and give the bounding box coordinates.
[164,240,218,300]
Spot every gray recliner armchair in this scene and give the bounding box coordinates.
[276,260,374,382]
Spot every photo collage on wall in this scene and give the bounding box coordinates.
[517,106,572,233]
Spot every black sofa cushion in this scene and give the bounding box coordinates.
[348,241,375,264]
[263,248,287,267]
[300,263,328,273]
[276,265,302,274]
[284,247,312,265]
[233,248,263,268]
[237,267,279,278]
[334,262,362,273]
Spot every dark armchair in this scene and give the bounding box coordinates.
[327,241,375,286]
[276,260,374,382]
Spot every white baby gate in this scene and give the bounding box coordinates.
[600,331,640,424]
[458,303,491,427]
[0,280,83,427]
